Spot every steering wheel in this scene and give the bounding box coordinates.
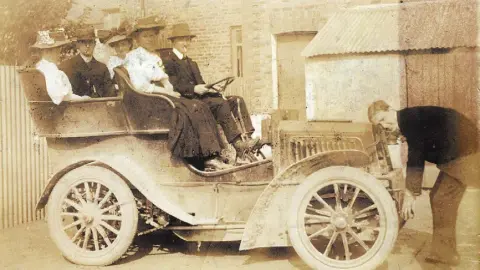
[205,76,235,93]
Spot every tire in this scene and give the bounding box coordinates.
[47,165,138,266]
[288,166,398,270]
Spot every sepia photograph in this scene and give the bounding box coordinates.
[0,0,479,269]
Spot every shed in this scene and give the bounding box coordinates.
[302,0,478,124]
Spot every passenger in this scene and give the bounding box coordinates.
[30,29,89,104]
[59,26,116,98]
[163,23,262,155]
[124,16,232,170]
[104,21,134,79]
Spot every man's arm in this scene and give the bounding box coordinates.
[405,144,425,196]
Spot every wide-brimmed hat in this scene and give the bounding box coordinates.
[129,15,165,36]
[104,21,133,45]
[73,26,96,41]
[168,23,196,40]
[31,29,70,49]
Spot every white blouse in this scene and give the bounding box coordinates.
[35,59,74,105]
[107,55,125,79]
[124,47,175,95]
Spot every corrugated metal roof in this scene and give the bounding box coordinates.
[302,1,477,57]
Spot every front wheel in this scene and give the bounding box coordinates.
[47,166,138,266]
[288,166,398,270]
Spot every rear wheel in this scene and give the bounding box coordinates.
[288,166,398,270]
[47,166,138,266]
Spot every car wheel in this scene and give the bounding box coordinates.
[288,166,398,270]
[47,165,138,266]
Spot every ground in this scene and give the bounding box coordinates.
[0,191,478,270]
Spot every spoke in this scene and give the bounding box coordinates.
[101,215,123,221]
[85,182,93,202]
[343,184,348,195]
[307,207,332,217]
[347,228,370,251]
[305,214,331,223]
[94,183,102,204]
[99,221,120,235]
[100,202,120,214]
[352,223,382,232]
[313,193,335,213]
[355,211,377,219]
[324,231,339,256]
[63,219,83,231]
[347,187,360,210]
[98,190,112,209]
[333,184,342,210]
[60,212,81,217]
[354,204,378,218]
[64,199,83,212]
[341,232,350,260]
[308,225,332,239]
[72,187,87,205]
[71,225,86,243]
[96,225,112,246]
[83,228,91,250]
[91,227,100,251]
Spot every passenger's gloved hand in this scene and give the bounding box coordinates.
[194,84,209,95]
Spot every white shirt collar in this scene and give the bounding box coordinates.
[80,53,93,63]
[173,48,184,60]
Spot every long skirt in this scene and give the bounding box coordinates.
[168,97,223,158]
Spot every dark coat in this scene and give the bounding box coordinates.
[163,51,205,99]
[59,54,116,97]
[398,106,479,194]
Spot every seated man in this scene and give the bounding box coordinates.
[30,29,89,104]
[59,26,116,98]
[124,16,232,171]
[163,23,260,155]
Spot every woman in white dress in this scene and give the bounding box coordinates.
[31,29,89,105]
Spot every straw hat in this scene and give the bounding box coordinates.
[168,23,196,40]
[129,15,165,36]
[104,21,133,46]
[31,29,70,49]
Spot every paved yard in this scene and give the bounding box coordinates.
[0,191,478,270]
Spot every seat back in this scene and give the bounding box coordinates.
[18,68,52,102]
[114,67,175,133]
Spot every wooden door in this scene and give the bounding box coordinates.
[276,33,316,120]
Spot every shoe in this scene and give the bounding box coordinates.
[425,253,460,266]
[233,137,260,153]
[204,157,233,171]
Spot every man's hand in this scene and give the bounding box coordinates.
[401,189,416,220]
[194,84,210,95]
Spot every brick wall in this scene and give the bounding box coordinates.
[146,0,400,114]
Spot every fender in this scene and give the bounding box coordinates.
[239,150,370,250]
[36,155,197,225]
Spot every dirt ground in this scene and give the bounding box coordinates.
[0,190,478,270]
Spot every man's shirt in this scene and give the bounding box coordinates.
[398,106,479,194]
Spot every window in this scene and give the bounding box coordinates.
[231,26,243,77]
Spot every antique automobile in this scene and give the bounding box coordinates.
[19,66,405,270]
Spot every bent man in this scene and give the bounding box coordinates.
[368,100,479,266]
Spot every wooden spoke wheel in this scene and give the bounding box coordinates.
[47,166,138,266]
[288,166,398,270]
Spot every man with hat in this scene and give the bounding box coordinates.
[163,23,260,155]
[59,26,116,98]
[31,29,89,104]
[124,16,233,170]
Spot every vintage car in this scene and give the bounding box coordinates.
[19,66,405,270]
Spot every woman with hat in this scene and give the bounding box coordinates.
[124,16,232,170]
[104,21,134,79]
[31,29,89,105]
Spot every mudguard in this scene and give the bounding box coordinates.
[239,150,370,250]
[36,155,197,225]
